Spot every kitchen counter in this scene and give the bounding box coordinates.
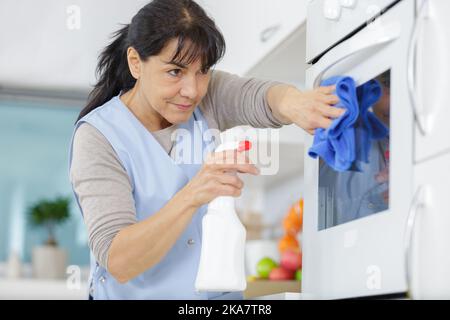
[0,278,300,300]
[252,292,303,300]
[244,280,301,299]
[0,278,88,300]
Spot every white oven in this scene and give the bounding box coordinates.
[302,0,450,299]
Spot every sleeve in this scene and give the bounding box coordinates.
[200,69,291,131]
[69,122,137,271]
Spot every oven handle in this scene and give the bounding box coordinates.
[407,0,430,136]
[312,21,401,88]
[404,185,429,298]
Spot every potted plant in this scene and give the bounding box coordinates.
[28,196,71,279]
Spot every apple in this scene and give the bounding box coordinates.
[269,267,295,280]
[295,269,302,282]
[256,257,278,279]
[280,250,302,272]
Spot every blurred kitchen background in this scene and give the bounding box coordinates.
[0,0,307,299]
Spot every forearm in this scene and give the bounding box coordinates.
[266,83,298,125]
[107,187,197,283]
[204,70,289,130]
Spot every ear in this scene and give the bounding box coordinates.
[127,47,141,80]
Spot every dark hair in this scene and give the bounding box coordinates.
[77,0,225,122]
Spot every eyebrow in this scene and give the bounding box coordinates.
[163,60,187,69]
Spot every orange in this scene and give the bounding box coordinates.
[283,198,304,235]
[298,198,304,230]
[283,214,300,235]
[278,234,300,253]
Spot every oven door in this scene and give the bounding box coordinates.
[302,0,414,299]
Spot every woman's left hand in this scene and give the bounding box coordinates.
[268,85,344,135]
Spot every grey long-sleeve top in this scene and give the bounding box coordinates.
[69,70,287,270]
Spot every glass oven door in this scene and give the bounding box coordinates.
[318,70,391,231]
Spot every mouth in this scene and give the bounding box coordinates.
[171,103,193,111]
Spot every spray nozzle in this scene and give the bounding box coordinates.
[237,140,252,152]
[216,140,252,153]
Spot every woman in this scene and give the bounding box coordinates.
[69,0,341,300]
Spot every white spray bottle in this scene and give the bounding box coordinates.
[194,139,251,292]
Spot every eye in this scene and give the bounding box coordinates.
[168,69,182,77]
[200,68,210,75]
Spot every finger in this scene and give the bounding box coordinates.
[315,116,333,129]
[215,184,241,198]
[216,174,244,189]
[316,85,336,94]
[205,152,214,164]
[211,149,251,165]
[235,152,251,165]
[231,164,260,175]
[318,104,345,119]
[320,94,339,105]
[306,128,315,135]
[213,163,260,175]
[206,150,236,165]
[219,150,238,164]
[218,150,252,165]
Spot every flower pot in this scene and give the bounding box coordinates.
[32,245,67,279]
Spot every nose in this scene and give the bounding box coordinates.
[179,74,198,100]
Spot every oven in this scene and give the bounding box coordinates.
[303,0,414,299]
[303,0,450,299]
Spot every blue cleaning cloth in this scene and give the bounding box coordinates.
[308,76,390,172]
[353,79,389,169]
[308,76,360,172]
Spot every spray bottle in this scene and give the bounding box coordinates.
[194,139,251,292]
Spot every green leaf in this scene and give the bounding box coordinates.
[28,196,71,227]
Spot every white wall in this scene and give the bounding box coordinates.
[0,0,148,92]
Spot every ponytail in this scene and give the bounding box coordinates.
[77,24,135,121]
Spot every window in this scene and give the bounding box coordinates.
[0,99,89,266]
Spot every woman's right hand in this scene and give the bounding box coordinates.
[182,149,260,209]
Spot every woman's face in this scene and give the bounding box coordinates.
[130,38,212,127]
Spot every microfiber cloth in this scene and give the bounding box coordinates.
[308,76,390,172]
[353,79,389,169]
[308,76,360,172]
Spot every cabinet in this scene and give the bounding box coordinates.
[200,0,307,76]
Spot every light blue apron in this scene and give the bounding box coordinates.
[69,95,243,300]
